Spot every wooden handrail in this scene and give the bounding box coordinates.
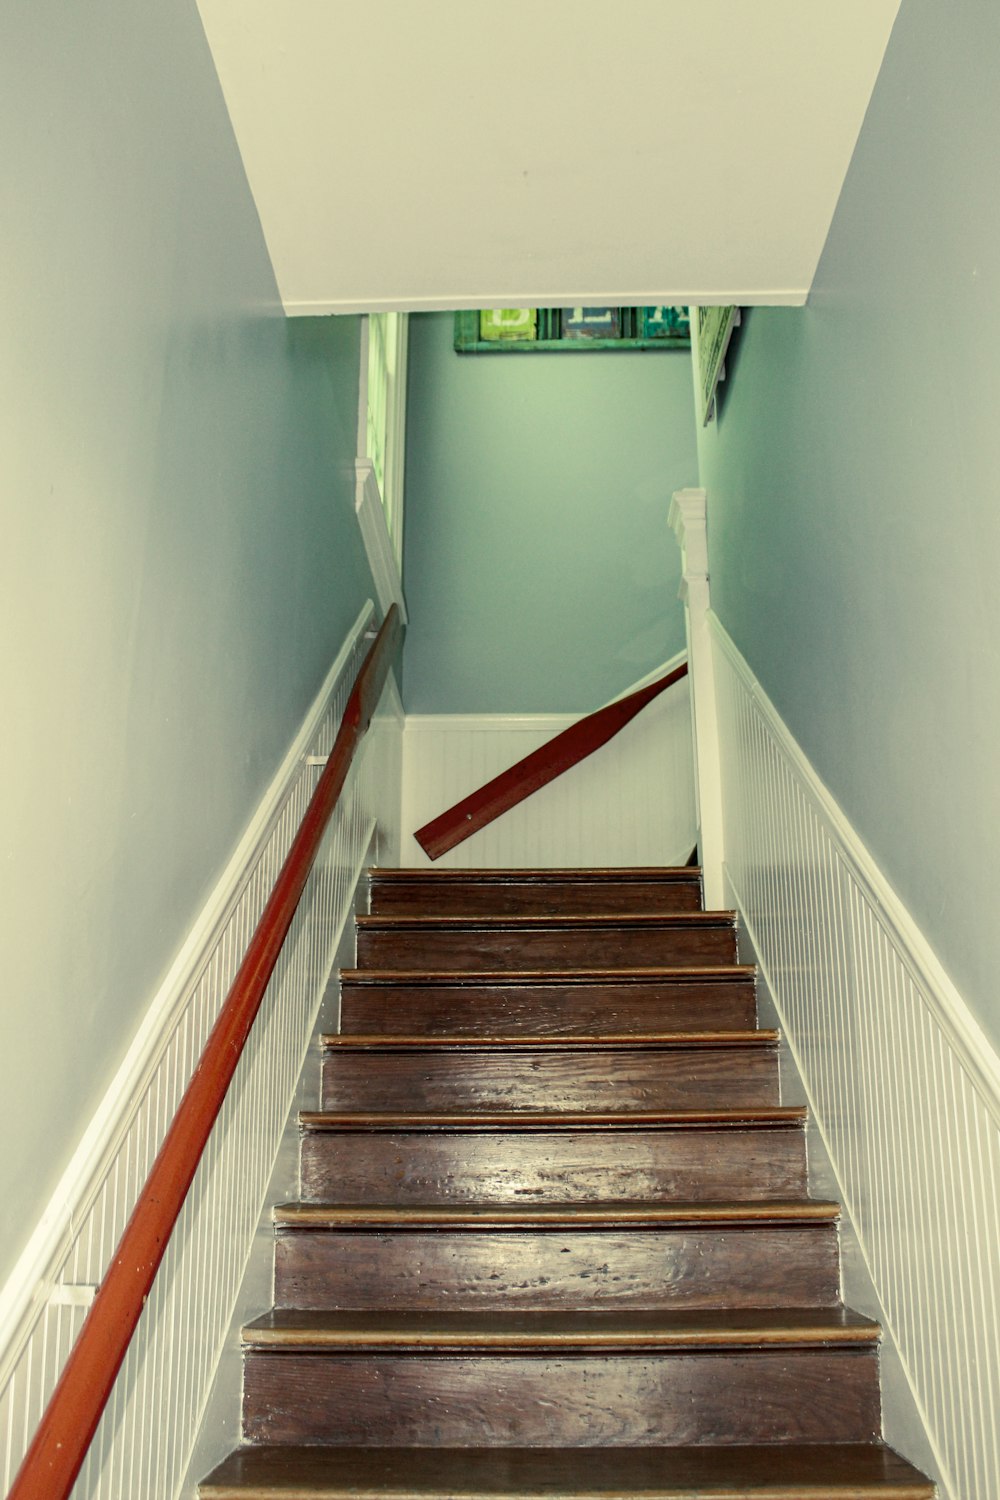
[8,605,403,1500]
[415,659,689,860]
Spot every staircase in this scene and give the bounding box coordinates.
[200,867,934,1499]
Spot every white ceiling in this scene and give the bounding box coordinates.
[196,0,901,315]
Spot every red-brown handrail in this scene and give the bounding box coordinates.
[415,659,688,860]
[9,604,403,1500]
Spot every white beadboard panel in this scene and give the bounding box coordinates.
[711,612,1000,1500]
[400,676,695,869]
[0,604,403,1500]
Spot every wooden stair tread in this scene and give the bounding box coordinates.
[357,914,736,932]
[300,1107,806,1132]
[341,966,756,985]
[243,1307,881,1352]
[200,1444,934,1498]
[321,1031,777,1051]
[369,867,704,882]
[273,1199,840,1229]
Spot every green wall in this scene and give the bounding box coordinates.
[403,313,698,713]
[698,0,1000,1050]
[1,0,373,1287]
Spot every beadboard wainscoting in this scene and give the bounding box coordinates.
[711,613,1000,1500]
[0,604,403,1500]
[400,668,696,868]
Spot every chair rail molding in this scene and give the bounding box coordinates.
[668,487,725,908]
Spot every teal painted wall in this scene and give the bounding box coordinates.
[698,0,1000,1050]
[403,313,697,712]
[1,0,372,1287]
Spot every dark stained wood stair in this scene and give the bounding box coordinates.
[199,866,934,1500]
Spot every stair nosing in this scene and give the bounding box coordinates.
[369,867,703,883]
[356,913,736,931]
[272,1198,840,1229]
[298,1106,807,1133]
[320,1030,778,1052]
[340,965,756,985]
[241,1307,881,1354]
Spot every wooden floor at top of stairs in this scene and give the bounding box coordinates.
[366,868,705,915]
[199,1442,936,1498]
[368,867,704,882]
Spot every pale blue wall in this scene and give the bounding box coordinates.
[698,0,1000,1049]
[1,0,372,1286]
[403,313,697,712]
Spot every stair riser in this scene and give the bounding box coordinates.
[274,1227,841,1312]
[355,928,738,971]
[368,880,703,917]
[242,1349,880,1447]
[340,982,757,1036]
[300,1129,807,1204]
[321,1050,780,1111]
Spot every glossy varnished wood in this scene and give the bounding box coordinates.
[339,968,758,1035]
[299,1110,808,1204]
[197,865,932,1500]
[271,1199,841,1317]
[320,1034,780,1111]
[354,914,739,971]
[243,1306,881,1351]
[367,868,704,916]
[242,1346,881,1447]
[274,1222,840,1312]
[201,1442,936,1498]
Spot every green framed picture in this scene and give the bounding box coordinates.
[455,307,690,354]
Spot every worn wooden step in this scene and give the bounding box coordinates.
[298,1108,808,1204]
[320,1032,780,1111]
[241,1309,881,1448]
[273,1199,842,1312]
[354,914,738,972]
[201,1442,936,1499]
[339,967,757,1036]
[367,867,704,916]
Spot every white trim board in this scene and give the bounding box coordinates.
[403,649,689,736]
[354,460,407,623]
[283,291,809,317]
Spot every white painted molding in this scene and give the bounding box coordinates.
[668,487,725,908]
[282,290,810,316]
[354,459,407,623]
[404,650,690,739]
[711,613,1000,1115]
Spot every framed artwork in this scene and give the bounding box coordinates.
[455,306,690,354]
[693,306,741,425]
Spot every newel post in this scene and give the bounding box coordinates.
[668,488,725,910]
